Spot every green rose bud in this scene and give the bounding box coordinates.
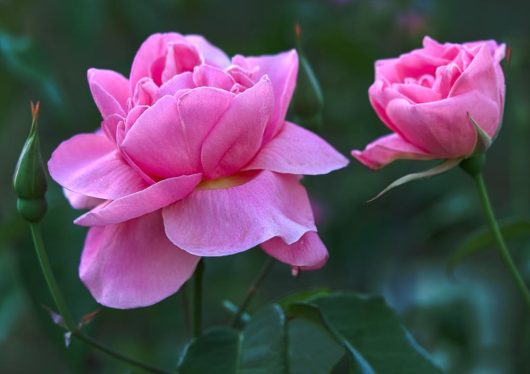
[13,101,47,222]
[291,24,324,128]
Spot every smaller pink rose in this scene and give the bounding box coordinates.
[352,36,506,169]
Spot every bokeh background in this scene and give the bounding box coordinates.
[1,0,529,373]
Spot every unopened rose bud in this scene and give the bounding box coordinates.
[291,24,324,127]
[14,101,47,222]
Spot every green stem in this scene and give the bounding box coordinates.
[471,173,530,309]
[192,260,204,338]
[231,257,275,328]
[180,281,191,337]
[30,223,76,330]
[29,223,172,374]
[73,332,171,374]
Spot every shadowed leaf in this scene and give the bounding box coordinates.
[290,293,442,374]
[447,218,530,274]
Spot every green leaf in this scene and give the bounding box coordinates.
[291,293,442,374]
[178,327,240,374]
[178,305,289,374]
[447,218,530,273]
[240,305,288,374]
[277,288,330,311]
[180,296,440,374]
[288,319,345,374]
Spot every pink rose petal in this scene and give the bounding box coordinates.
[261,231,328,270]
[200,76,273,179]
[351,133,432,169]
[244,50,298,142]
[244,121,349,175]
[130,33,185,89]
[63,189,104,210]
[87,68,129,118]
[185,34,231,68]
[162,170,316,256]
[122,90,234,179]
[75,173,202,226]
[80,212,199,309]
[48,133,146,200]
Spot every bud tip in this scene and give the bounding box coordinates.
[30,100,40,121]
[294,22,302,41]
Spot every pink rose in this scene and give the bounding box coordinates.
[352,36,505,169]
[48,33,348,309]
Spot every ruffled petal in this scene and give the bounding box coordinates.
[87,68,129,118]
[163,171,316,256]
[244,50,298,142]
[261,231,328,270]
[121,95,192,178]
[122,89,234,179]
[80,212,199,309]
[351,133,432,169]
[48,133,146,200]
[201,76,273,179]
[129,33,185,89]
[158,72,194,98]
[75,173,202,226]
[244,121,348,175]
[193,65,235,90]
[185,34,231,68]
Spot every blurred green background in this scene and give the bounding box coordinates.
[1,0,529,373]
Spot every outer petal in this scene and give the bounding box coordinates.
[385,92,499,157]
[163,171,316,256]
[48,133,146,200]
[261,231,328,270]
[368,80,412,138]
[63,189,104,210]
[121,90,233,179]
[201,77,273,179]
[75,173,202,226]
[449,43,504,137]
[351,133,432,169]
[245,50,298,142]
[80,212,199,309]
[88,68,129,118]
[244,122,349,175]
[185,34,231,68]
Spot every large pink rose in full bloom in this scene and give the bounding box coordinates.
[352,36,505,169]
[48,33,348,309]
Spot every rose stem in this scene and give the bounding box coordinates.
[192,259,205,338]
[231,257,275,328]
[180,281,191,336]
[29,223,172,374]
[461,155,530,309]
